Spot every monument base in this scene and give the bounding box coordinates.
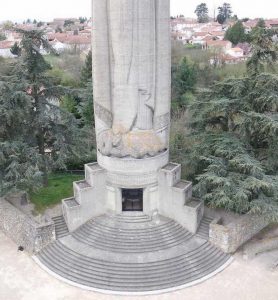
[62,158,204,234]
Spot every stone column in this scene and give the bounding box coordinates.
[92,0,171,159]
[92,0,112,135]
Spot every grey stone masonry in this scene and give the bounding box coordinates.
[209,214,270,253]
[35,213,232,294]
[158,163,204,234]
[62,163,107,232]
[62,160,205,234]
[0,197,55,254]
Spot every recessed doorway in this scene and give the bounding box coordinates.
[122,189,143,211]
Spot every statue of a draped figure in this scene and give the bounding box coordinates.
[92,0,171,158]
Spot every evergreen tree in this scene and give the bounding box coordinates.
[247,25,278,76]
[171,57,197,111]
[80,50,92,86]
[64,19,75,28]
[78,82,94,128]
[225,21,247,45]
[79,50,94,127]
[185,30,278,221]
[256,18,266,28]
[10,42,22,56]
[37,21,44,28]
[79,17,87,24]
[2,21,13,30]
[217,3,233,24]
[0,29,83,193]
[195,3,209,23]
[55,26,63,33]
[0,33,6,41]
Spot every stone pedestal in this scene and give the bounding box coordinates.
[63,159,203,233]
[62,0,204,234]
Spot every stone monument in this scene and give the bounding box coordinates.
[62,0,204,233]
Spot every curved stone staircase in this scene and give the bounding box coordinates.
[72,214,193,253]
[35,213,232,294]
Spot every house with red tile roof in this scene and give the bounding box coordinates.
[0,40,16,58]
[265,19,278,28]
[47,33,91,53]
[206,40,232,51]
[226,47,244,58]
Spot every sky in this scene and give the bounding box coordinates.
[0,0,278,23]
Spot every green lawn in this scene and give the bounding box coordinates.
[30,173,83,213]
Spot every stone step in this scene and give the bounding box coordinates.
[196,216,214,240]
[41,242,225,271]
[200,220,213,226]
[52,216,64,220]
[55,224,68,230]
[111,214,152,221]
[37,241,230,292]
[93,217,177,231]
[83,219,185,237]
[55,222,68,227]
[114,212,150,218]
[53,240,213,268]
[72,233,192,253]
[76,224,190,243]
[36,214,232,293]
[44,241,217,272]
[56,229,69,235]
[72,235,192,251]
[74,222,191,243]
[53,220,66,226]
[52,215,69,239]
[40,245,223,281]
[71,215,193,253]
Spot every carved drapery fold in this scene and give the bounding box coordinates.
[92,0,171,158]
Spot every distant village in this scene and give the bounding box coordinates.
[171,16,278,64]
[0,17,92,57]
[0,16,278,64]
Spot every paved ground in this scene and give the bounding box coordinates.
[0,231,278,300]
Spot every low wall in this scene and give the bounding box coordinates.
[209,214,270,253]
[0,197,55,254]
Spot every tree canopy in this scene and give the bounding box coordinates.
[195,3,209,23]
[80,50,92,86]
[247,24,278,76]
[217,3,233,24]
[0,33,6,41]
[10,42,21,56]
[184,26,278,221]
[171,57,197,111]
[225,21,247,45]
[0,29,85,195]
[64,19,75,27]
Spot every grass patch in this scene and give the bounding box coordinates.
[30,173,83,213]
